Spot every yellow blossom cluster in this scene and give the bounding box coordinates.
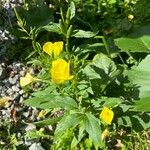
[20,41,73,87]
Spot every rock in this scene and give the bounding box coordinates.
[19,90,24,95]
[12,93,20,101]
[30,109,39,121]
[8,76,18,85]
[23,112,30,118]
[12,85,20,92]
[24,140,33,146]
[19,70,25,76]
[25,124,36,132]
[29,143,45,150]
[6,88,14,95]
[19,96,24,103]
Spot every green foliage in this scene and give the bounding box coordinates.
[72,30,97,38]
[10,0,150,149]
[84,113,103,148]
[24,89,78,110]
[115,25,150,53]
[84,53,119,95]
[127,55,150,112]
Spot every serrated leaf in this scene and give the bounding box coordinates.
[72,30,97,38]
[54,112,85,139]
[84,113,103,148]
[34,117,61,126]
[103,97,123,108]
[32,86,57,97]
[23,94,78,110]
[115,25,150,52]
[37,22,61,34]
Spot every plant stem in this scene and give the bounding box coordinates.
[94,36,110,56]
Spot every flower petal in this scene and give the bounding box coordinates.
[51,59,73,84]
[53,41,63,57]
[100,107,114,125]
[43,42,53,55]
[20,73,36,87]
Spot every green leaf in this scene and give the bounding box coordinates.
[84,113,104,148]
[132,114,150,130]
[37,22,61,34]
[84,53,117,79]
[54,112,85,139]
[34,117,61,127]
[71,125,85,149]
[103,97,123,108]
[115,25,150,53]
[84,53,117,94]
[25,130,49,139]
[69,1,76,20]
[127,55,150,112]
[32,86,57,97]
[132,97,150,112]
[72,30,97,38]
[118,113,150,131]
[23,94,78,110]
[75,43,104,55]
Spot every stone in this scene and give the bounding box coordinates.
[6,88,14,95]
[12,85,20,92]
[19,90,24,95]
[8,76,18,85]
[29,143,45,150]
[25,124,36,132]
[23,112,30,118]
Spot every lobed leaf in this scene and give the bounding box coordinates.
[23,94,78,110]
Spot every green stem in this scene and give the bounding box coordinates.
[94,36,110,56]
[60,8,65,24]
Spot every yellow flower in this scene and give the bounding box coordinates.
[38,110,47,119]
[100,107,114,125]
[51,59,73,84]
[20,73,37,87]
[101,129,110,140]
[0,97,10,107]
[128,14,134,21]
[43,41,63,57]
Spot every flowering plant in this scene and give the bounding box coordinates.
[15,1,150,149]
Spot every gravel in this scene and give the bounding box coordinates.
[0,61,44,149]
[29,143,45,150]
[0,1,50,149]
